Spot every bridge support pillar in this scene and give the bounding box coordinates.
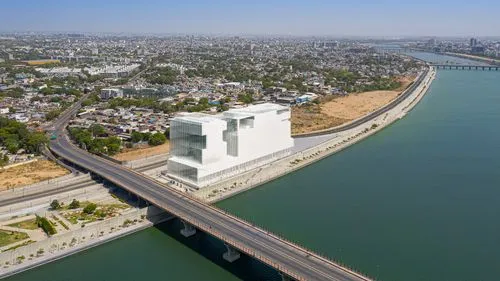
[280,273,295,281]
[180,221,196,237]
[222,243,240,262]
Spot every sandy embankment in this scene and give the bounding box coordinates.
[113,142,170,162]
[0,160,69,191]
[292,77,414,134]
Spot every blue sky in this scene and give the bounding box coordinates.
[1,0,498,36]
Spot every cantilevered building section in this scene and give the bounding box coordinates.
[167,103,294,188]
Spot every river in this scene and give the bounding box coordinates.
[6,53,500,281]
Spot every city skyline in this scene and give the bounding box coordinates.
[2,0,499,37]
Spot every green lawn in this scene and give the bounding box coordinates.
[0,230,29,247]
[7,219,39,230]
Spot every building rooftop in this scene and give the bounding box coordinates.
[175,112,224,124]
[174,103,289,123]
[227,103,287,115]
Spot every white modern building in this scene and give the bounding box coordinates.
[167,103,294,188]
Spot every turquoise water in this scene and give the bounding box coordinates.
[6,60,500,281]
[218,69,500,281]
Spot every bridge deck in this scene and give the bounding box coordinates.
[431,64,500,70]
[50,135,371,281]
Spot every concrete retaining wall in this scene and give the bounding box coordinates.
[123,153,169,169]
[0,205,170,273]
[0,173,91,200]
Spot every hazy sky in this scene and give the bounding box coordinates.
[1,0,498,36]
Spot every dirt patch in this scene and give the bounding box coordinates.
[292,77,414,135]
[291,102,350,134]
[113,142,170,162]
[0,160,69,191]
[320,90,400,120]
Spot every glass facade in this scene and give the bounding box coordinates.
[170,120,207,164]
[168,161,198,182]
[223,118,238,157]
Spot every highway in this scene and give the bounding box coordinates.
[47,88,371,281]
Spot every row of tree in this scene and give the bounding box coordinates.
[0,117,48,154]
[68,126,122,156]
[106,97,217,114]
[130,131,167,146]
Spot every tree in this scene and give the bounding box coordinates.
[142,132,152,142]
[199,97,209,105]
[148,133,166,146]
[262,78,275,89]
[0,153,8,167]
[25,133,48,153]
[217,104,229,112]
[50,200,61,210]
[83,203,97,214]
[89,124,106,137]
[45,109,61,121]
[69,199,80,209]
[237,93,254,104]
[105,137,121,155]
[5,138,19,154]
[8,107,16,113]
[131,131,143,143]
[40,87,55,95]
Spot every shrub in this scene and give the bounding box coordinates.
[148,133,166,146]
[95,209,107,219]
[83,203,97,214]
[36,216,57,236]
[50,200,61,210]
[69,199,80,209]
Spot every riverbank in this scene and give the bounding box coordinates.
[0,67,435,279]
[0,206,172,279]
[193,66,436,202]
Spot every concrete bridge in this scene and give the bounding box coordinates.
[373,47,419,54]
[49,135,371,281]
[432,64,500,71]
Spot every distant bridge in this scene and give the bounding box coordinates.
[374,47,417,54]
[431,64,500,71]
